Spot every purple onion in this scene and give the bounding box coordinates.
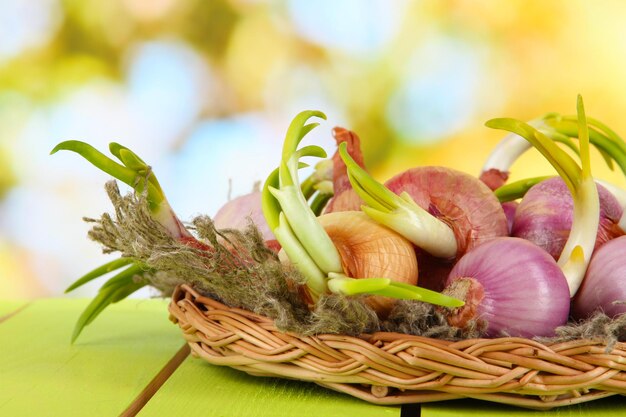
[512,178,623,259]
[444,237,571,338]
[572,235,626,320]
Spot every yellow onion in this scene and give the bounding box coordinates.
[318,211,418,315]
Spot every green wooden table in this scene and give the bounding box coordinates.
[1,299,624,416]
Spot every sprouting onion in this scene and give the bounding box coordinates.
[338,143,458,259]
[51,141,206,341]
[486,95,599,297]
[511,177,623,260]
[51,141,195,241]
[261,111,464,308]
[484,112,626,239]
[481,112,626,189]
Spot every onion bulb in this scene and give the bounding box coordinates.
[214,191,275,242]
[385,166,509,257]
[572,235,626,320]
[318,211,418,314]
[444,237,571,338]
[512,178,623,259]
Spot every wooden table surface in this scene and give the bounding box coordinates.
[0,299,623,416]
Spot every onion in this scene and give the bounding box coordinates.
[318,211,418,315]
[213,191,275,242]
[385,166,509,257]
[338,149,508,291]
[263,112,463,310]
[512,178,623,259]
[444,237,571,338]
[572,235,626,319]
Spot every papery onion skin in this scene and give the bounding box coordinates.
[512,178,623,260]
[385,166,509,257]
[480,168,509,191]
[213,191,275,242]
[324,127,365,213]
[444,237,571,338]
[572,235,626,320]
[318,211,418,315]
[320,212,418,282]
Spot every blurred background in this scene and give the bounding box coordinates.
[2,0,626,299]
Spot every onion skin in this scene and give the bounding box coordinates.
[572,235,626,319]
[444,237,571,338]
[213,191,275,242]
[385,166,509,257]
[480,168,509,191]
[324,188,362,213]
[324,127,365,213]
[512,178,624,260]
[318,211,418,315]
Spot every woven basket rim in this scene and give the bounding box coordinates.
[169,284,626,410]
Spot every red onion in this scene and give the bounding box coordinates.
[385,167,509,257]
[444,237,571,338]
[512,178,623,259]
[572,235,626,319]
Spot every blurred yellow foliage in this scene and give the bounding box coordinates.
[3,0,626,298]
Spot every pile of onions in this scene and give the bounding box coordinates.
[384,166,509,292]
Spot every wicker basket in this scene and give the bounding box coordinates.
[168,284,625,410]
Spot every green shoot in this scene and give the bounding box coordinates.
[327,274,464,308]
[261,111,343,300]
[65,257,134,293]
[51,141,164,209]
[482,113,626,180]
[338,142,458,259]
[70,263,148,343]
[486,95,600,297]
[273,112,343,275]
[543,117,626,177]
[51,140,191,239]
[494,176,553,203]
[263,111,463,308]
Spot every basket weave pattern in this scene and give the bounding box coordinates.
[168,284,626,409]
